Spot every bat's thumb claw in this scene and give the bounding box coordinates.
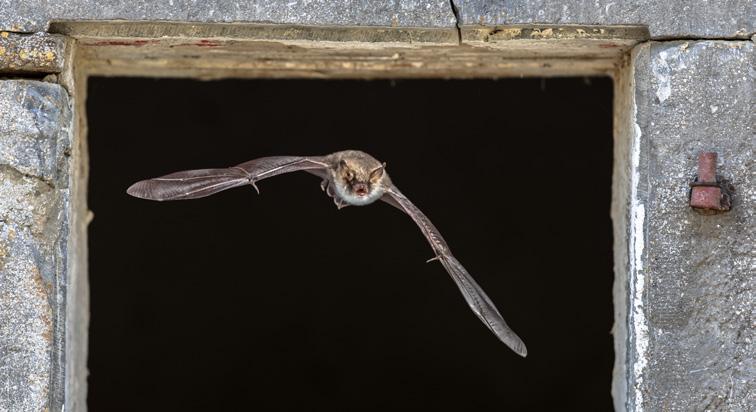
[426,255,442,263]
[250,181,260,194]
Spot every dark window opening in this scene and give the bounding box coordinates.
[87,77,614,411]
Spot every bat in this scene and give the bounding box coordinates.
[127,150,527,357]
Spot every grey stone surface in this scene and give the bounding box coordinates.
[0,81,71,185]
[628,40,754,411]
[1,0,751,39]
[0,32,66,74]
[0,0,456,33]
[454,0,754,39]
[0,80,71,412]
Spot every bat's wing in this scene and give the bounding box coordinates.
[127,156,329,201]
[382,186,527,357]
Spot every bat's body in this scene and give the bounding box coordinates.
[127,150,527,357]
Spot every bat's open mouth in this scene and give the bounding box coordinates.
[353,184,368,196]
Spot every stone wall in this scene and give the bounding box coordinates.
[0,80,72,411]
[627,40,753,411]
[0,1,752,411]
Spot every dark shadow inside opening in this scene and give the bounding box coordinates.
[87,77,614,411]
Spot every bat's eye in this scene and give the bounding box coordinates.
[345,171,354,181]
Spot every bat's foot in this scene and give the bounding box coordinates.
[334,198,348,210]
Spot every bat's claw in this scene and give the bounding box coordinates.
[250,180,260,194]
[320,179,328,192]
[426,255,443,263]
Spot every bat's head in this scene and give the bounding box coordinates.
[334,158,387,205]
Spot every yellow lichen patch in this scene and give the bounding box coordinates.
[45,51,56,61]
[19,50,29,60]
[0,31,8,39]
[0,46,5,56]
[491,27,523,40]
[530,28,554,39]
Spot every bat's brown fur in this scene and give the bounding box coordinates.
[326,150,391,206]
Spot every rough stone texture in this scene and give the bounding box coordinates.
[0,80,71,412]
[627,40,754,411]
[0,0,456,33]
[0,81,71,185]
[0,32,66,74]
[454,0,754,39]
[1,0,752,39]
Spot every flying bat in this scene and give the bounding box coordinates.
[127,150,527,357]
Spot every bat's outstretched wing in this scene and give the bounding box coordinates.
[127,156,329,201]
[382,186,527,357]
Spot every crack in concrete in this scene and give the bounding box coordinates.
[448,0,462,45]
[649,33,755,41]
[0,164,55,189]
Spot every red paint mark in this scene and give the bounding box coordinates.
[92,39,155,47]
[599,43,620,48]
[195,39,220,47]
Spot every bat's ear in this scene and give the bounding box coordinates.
[370,162,386,181]
[339,159,348,169]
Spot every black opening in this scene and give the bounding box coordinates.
[87,77,614,411]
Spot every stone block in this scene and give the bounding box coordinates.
[627,40,753,411]
[0,80,71,412]
[0,32,66,73]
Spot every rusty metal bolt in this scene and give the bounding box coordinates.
[689,152,734,213]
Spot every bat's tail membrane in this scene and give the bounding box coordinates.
[127,168,251,201]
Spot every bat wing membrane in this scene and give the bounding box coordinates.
[127,156,329,201]
[382,187,527,357]
[129,155,526,355]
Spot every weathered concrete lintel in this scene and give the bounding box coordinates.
[461,24,649,42]
[53,21,648,80]
[49,20,650,43]
[50,20,461,44]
